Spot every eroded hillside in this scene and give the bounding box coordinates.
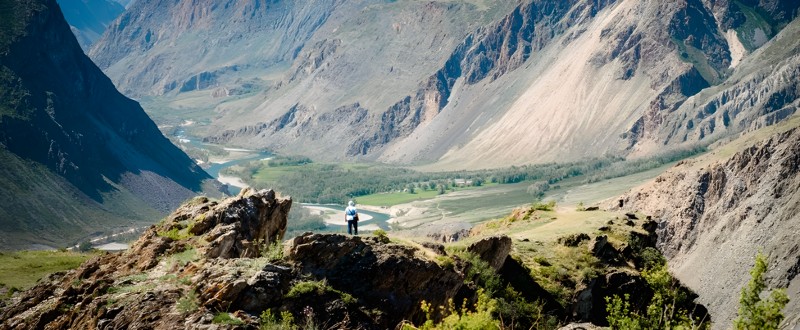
[90,0,798,170]
[618,117,800,328]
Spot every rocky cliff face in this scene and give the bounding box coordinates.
[0,0,214,249]
[617,124,800,328]
[89,0,799,169]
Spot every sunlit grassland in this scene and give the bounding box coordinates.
[0,250,91,290]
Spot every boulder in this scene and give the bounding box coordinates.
[421,241,447,255]
[572,270,651,324]
[466,235,513,271]
[590,236,623,265]
[285,233,464,327]
[558,233,591,246]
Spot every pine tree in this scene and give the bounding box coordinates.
[734,252,790,330]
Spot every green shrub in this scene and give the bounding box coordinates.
[734,252,790,330]
[260,240,284,262]
[436,255,454,270]
[373,229,390,243]
[285,280,356,305]
[176,290,199,314]
[606,262,709,329]
[457,252,502,295]
[403,289,499,330]
[260,310,297,330]
[532,200,556,211]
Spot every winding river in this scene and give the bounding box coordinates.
[177,131,393,232]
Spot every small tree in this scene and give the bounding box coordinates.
[437,184,446,195]
[77,241,93,252]
[734,252,790,330]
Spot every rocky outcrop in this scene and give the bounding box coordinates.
[285,233,464,326]
[618,125,800,328]
[466,235,513,271]
[0,188,291,329]
[572,270,652,324]
[1,189,510,329]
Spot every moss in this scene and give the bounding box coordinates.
[157,227,193,241]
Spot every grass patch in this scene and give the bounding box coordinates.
[0,250,90,290]
[357,189,441,206]
[166,247,199,268]
[213,312,244,325]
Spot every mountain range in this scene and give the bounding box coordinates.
[0,0,215,249]
[90,0,800,170]
[55,0,124,51]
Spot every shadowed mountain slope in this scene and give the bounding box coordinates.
[0,0,214,249]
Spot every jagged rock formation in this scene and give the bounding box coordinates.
[91,0,798,170]
[618,124,800,328]
[0,189,294,329]
[0,189,539,329]
[0,0,215,249]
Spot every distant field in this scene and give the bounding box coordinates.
[357,190,441,206]
[543,162,678,207]
[0,250,90,290]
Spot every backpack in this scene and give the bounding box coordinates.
[347,207,358,221]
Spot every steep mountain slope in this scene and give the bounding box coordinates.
[91,0,799,169]
[0,0,214,249]
[55,0,124,51]
[617,117,800,328]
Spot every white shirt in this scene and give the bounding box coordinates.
[345,206,358,221]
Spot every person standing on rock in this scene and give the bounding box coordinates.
[345,200,359,235]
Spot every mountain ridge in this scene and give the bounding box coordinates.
[90,0,799,170]
[0,0,216,249]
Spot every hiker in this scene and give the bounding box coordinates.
[345,200,359,235]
